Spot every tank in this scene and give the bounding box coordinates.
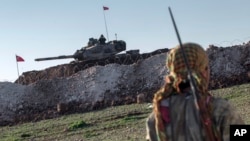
[35,37,126,62]
[15,35,170,85]
[18,42,169,85]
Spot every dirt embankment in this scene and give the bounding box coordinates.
[0,43,249,126]
[207,43,250,88]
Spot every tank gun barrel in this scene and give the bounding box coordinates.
[35,55,74,61]
[34,36,126,62]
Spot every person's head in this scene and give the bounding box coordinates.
[166,42,210,94]
[153,43,210,141]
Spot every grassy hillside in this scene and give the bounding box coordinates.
[0,83,249,141]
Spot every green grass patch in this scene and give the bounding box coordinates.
[68,120,89,131]
[122,114,146,122]
[83,130,100,138]
[20,133,31,138]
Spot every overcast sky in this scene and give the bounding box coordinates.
[1,0,250,82]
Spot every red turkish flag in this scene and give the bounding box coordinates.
[103,6,109,10]
[16,55,25,62]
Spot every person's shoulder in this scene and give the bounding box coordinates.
[211,96,238,114]
[211,96,245,124]
[212,97,231,108]
[212,97,229,103]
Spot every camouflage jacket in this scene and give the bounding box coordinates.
[146,94,244,141]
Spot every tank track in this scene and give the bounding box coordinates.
[15,48,169,85]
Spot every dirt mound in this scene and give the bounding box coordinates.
[0,43,250,126]
[207,42,250,88]
[1,54,167,126]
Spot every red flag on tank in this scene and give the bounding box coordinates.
[16,55,25,62]
[103,6,109,10]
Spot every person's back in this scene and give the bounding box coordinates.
[146,43,244,141]
[146,91,243,141]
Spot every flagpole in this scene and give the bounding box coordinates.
[103,7,109,41]
[16,56,20,84]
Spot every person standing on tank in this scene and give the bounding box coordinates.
[99,34,106,45]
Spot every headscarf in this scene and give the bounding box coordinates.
[153,43,210,141]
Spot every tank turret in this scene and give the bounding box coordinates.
[35,36,126,62]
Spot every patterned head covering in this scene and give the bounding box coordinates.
[153,43,210,141]
[167,42,209,93]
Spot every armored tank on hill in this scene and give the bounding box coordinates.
[35,36,127,62]
[16,35,169,85]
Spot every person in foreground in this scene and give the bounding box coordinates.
[146,43,244,141]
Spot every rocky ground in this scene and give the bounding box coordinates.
[207,43,250,88]
[0,42,250,126]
